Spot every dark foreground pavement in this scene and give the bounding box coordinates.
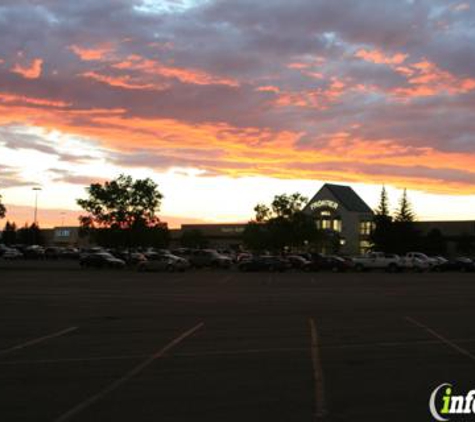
[1,263,475,421]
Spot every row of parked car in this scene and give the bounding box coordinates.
[0,244,80,260]
[78,248,475,273]
[2,244,475,273]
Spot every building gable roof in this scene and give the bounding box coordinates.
[306,183,374,213]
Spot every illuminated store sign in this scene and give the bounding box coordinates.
[310,200,339,210]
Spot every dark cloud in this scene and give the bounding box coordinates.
[0,0,474,190]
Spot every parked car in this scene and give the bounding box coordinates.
[286,255,312,270]
[80,252,126,269]
[405,252,438,270]
[189,249,232,268]
[138,254,190,272]
[63,247,80,259]
[307,254,353,272]
[238,256,290,272]
[353,252,403,272]
[445,257,475,272]
[0,247,23,260]
[45,247,64,260]
[23,245,45,260]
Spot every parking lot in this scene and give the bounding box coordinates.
[1,262,475,421]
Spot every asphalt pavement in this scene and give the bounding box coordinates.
[1,262,475,421]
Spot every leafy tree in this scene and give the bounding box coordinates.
[77,174,168,247]
[2,221,17,245]
[17,223,44,245]
[244,192,319,252]
[0,194,6,220]
[180,229,209,249]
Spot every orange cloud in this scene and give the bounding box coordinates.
[355,48,408,65]
[80,71,164,90]
[12,58,43,79]
[112,55,240,87]
[394,59,475,98]
[0,92,71,108]
[70,44,114,61]
[1,94,475,195]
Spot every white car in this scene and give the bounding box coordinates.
[405,252,437,271]
[1,248,23,260]
[353,252,403,272]
[138,254,190,272]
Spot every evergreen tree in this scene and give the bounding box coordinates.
[395,189,415,222]
[393,189,419,253]
[376,185,390,217]
[371,186,394,252]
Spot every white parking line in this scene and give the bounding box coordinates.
[0,326,78,358]
[309,318,327,421]
[406,316,475,363]
[54,322,204,422]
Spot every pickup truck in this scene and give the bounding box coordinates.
[353,252,403,272]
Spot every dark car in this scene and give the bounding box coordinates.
[80,252,126,269]
[445,257,475,272]
[238,256,290,272]
[45,247,64,260]
[23,245,45,260]
[189,249,232,268]
[286,255,312,270]
[307,254,352,272]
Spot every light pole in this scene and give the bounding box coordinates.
[32,187,42,225]
[60,212,66,227]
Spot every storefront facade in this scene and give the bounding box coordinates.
[302,184,374,255]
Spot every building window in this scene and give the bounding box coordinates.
[316,217,342,232]
[359,240,372,254]
[332,219,342,232]
[360,221,373,236]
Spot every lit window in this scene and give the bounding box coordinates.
[360,221,373,235]
[332,219,342,232]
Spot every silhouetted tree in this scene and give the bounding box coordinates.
[244,192,319,252]
[392,189,419,254]
[2,221,17,245]
[371,186,394,252]
[77,174,168,248]
[17,223,44,245]
[0,194,6,220]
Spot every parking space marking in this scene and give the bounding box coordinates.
[54,322,204,422]
[0,326,78,358]
[175,347,307,358]
[309,318,327,421]
[406,316,475,363]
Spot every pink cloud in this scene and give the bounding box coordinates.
[12,58,43,79]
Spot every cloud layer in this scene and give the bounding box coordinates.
[0,0,475,194]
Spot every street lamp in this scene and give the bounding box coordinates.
[60,212,66,227]
[32,187,42,225]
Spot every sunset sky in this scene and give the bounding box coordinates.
[1,0,475,228]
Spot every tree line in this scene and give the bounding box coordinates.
[0,178,472,254]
